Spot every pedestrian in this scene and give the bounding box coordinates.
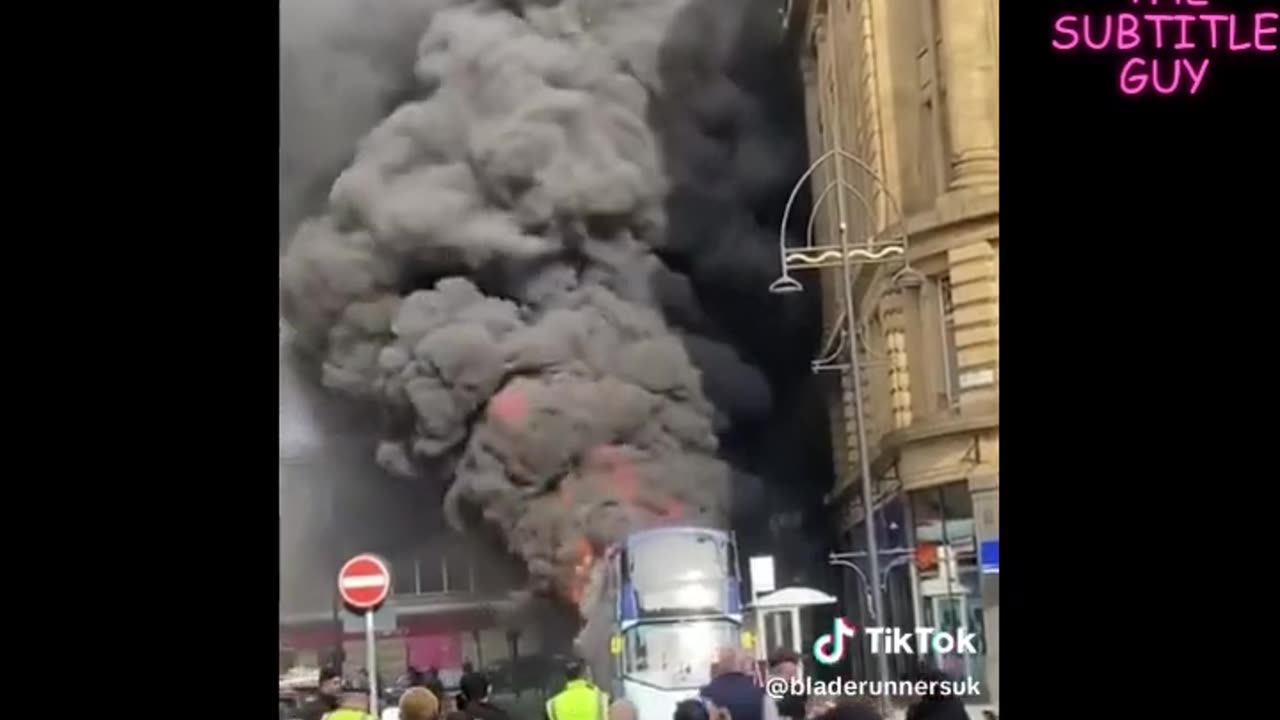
[457,664,483,711]
[904,670,967,720]
[399,687,442,720]
[424,667,447,707]
[767,649,806,720]
[545,658,608,720]
[699,648,780,720]
[813,700,882,720]
[300,667,344,720]
[672,698,709,720]
[609,698,638,720]
[458,671,511,720]
[325,685,379,720]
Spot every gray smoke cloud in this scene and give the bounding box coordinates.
[280,0,440,246]
[281,0,802,607]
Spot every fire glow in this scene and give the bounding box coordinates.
[568,538,596,607]
[1051,0,1278,95]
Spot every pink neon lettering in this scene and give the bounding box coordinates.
[1229,14,1253,50]
[1201,14,1229,48]
[1258,12,1279,51]
[1083,15,1114,49]
[1052,15,1080,50]
[1183,58,1209,94]
[1145,15,1174,48]
[1117,13,1142,49]
[1119,58,1148,94]
[1186,0,1209,7]
[1172,14,1196,49]
[1151,59,1180,94]
[1118,58,1209,96]
[1152,60,1177,94]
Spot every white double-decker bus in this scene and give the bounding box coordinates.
[580,527,748,720]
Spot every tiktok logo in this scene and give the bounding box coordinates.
[813,617,857,665]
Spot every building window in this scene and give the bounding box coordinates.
[916,0,952,199]
[474,555,506,594]
[936,276,961,409]
[392,556,418,596]
[916,275,961,413]
[417,557,445,594]
[443,548,473,594]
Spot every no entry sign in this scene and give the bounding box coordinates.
[338,553,391,610]
[337,553,392,712]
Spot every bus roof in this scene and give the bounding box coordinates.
[625,526,730,547]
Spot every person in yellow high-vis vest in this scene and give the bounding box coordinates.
[545,659,608,720]
[323,687,380,720]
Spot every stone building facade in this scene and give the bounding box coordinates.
[782,0,998,705]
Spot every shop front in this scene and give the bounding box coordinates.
[833,475,997,705]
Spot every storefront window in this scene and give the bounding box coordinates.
[392,556,418,595]
[444,549,472,593]
[941,482,975,550]
[837,494,923,683]
[909,482,987,699]
[418,557,445,593]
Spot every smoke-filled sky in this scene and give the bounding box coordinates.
[280,0,828,610]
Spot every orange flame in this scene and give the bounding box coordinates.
[567,537,596,607]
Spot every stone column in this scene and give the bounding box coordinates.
[947,241,999,407]
[936,0,999,189]
[879,290,913,430]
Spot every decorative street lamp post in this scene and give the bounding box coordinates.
[769,118,919,695]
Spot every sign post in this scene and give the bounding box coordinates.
[748,556,776,662]
[338,553,392,715]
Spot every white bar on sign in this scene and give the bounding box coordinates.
[341,576,388,589]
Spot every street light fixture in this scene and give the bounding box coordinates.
[771,140,914,694]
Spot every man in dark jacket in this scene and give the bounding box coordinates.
[458,671,511,720]
[700,648,778,720]
[457,664,479,711]
[299,667,343,720]
[904,669,968,720]
[423,667,447,707]
[768,649,807,720]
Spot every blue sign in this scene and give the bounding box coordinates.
[979,539,999,574]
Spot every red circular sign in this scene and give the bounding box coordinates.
[338,553,391,610]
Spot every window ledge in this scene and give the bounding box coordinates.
[882,402,999,452]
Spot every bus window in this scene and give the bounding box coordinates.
[622,620,738,690]
[625,531,731,616]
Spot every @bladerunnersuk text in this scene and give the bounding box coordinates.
[764,677,982,700]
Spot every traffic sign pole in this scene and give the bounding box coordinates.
[337,553,392,717]
[366,610,378,715]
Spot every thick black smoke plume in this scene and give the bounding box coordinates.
[281,0,816,607]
